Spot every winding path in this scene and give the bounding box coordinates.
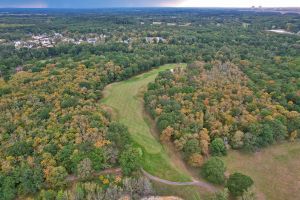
[142,169,217,192]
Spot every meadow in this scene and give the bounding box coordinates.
[222,142,300,200]
[101,64,190,180]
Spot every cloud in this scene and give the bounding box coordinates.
[177,0,300,7]
[0,0,48,8]
[47,0,182,8]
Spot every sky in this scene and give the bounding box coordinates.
[0,0,299,8]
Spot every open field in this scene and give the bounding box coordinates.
[102,64,183,154]
[101,64,191,181]
[222,142,300,200]
[152,182,207,200]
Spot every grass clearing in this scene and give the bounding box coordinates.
[152,182,208,200]
[101,64,194,183]
[101,64,183,154]
[222,142,300,200]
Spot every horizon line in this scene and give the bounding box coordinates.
[1,6,300,9]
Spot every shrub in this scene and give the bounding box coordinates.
[227,172,254,196]
[201,157,226,184]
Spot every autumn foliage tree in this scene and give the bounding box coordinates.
[144,61,300,167]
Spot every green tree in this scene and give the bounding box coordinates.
[107,122,131,150]
[120,146,142,175]
[18,165,43,195]
[201,157,226,184]
[265,119,287,141]
[210,138,227,156]
[56,144,75,173]
[183,139,201,158]
[7,141,33,157]
[47,166,68,188]
[227,172,254,197]
[0,174,16,200]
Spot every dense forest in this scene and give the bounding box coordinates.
[145,61,300,161]
[0,60,144,198]
[0,8,299,199]
[1,9,299,111]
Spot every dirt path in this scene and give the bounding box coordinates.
[142,169,217,192]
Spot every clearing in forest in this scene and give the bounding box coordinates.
[101,64,191,181]
[222,142,300,200]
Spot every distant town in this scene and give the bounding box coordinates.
[13,33,107,49]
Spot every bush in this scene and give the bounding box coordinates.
[227,172,254,196]
[201,157,226,184]
[210,138,227,156]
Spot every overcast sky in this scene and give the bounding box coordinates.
[0,0,299,8]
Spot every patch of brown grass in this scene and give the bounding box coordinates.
[222,142,300,200]
[152,182,207,200]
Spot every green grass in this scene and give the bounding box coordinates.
[101,64,192,182]
[101,64,182,154]
[222,142,300,200]
[152,182,204,200]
